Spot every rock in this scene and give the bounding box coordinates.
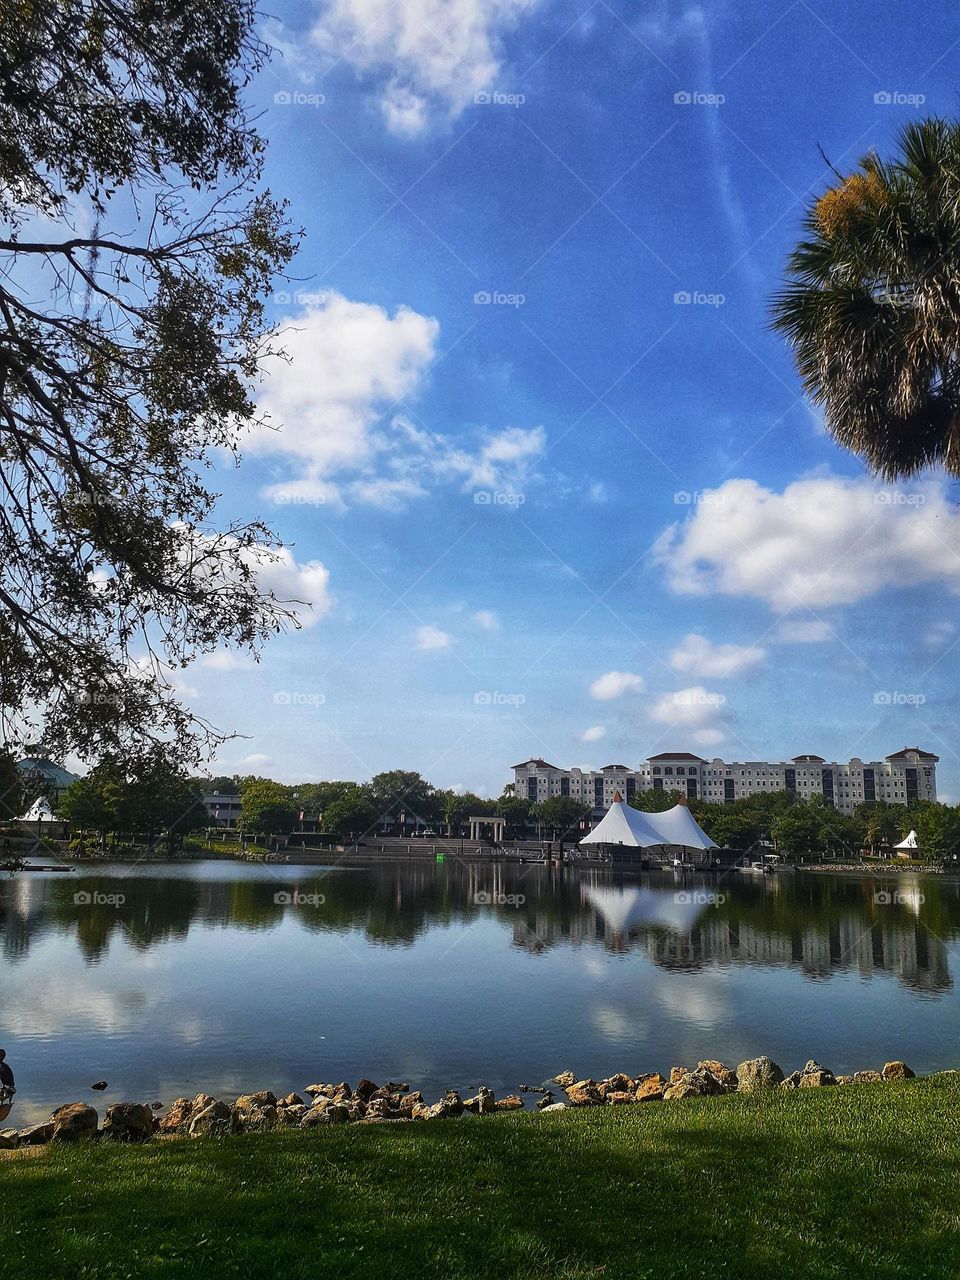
[669,1066,688,1085]
[853,1069,883,1084]
[835,1075,854,1085]
[331,1082,352,1100]
[538,1102,568,1113]
[364,1097,398,1120]
[383,1081,409,1093]
[602,1073,635,1093]
[697,1060,737,1092]
[399,1091,422,1114]
[664,1070,724,1101]
[411,1102,432,1120]
[799,1070,836,1088]
[353,1078,378,1100]
[51,1103,98,1144]
[496,1095,524,1111]
[277,1104,308,1126]
[634,1073,666,1102]
[278,1093,304,1108]
[232,1093,278,1132]
[159,1092,222,1136]
[551,1071,576,1087]
[423,1091,464,1120]
[564,1079,603,1107]
[188,1100,232,1137]
[17,1122,54,1146]
[536,1092,556,1110]
[464,1086,496,1116]
[151,1101,163,1110]
[304,1083,332,1098]
[605,1091,635,1105]
[0,1130,16,1150]
[102,1102,155,1142]
[736,1056,784,1092]
[90,1081,108,1091]
[882,1061,915,1081]
[779,1072,802,1090]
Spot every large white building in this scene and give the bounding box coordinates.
[511,747,938,818]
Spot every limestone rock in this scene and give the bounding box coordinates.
[188,1100,232,1137]
[464,1086,496,1116]
[17,1122,54,1146]
[736,1056,784,1092]
[353,1078,378,1100]
[799,1069,836,1088]
[634,1073,666,1102]
[51,1103,98,1144]
[779,1072,801,1089]
[536,1092,556,1110]
[697,1060,737,1092]
[399,1091,422,1114]
[882,1061,915,1081]
[664,1069,724,1101]
[102,1102,155,1142]
[278,1093,304,1108]
[853,1069,883,1084]
[564,1079,603,1107]
[496,1095,524,1111]
[232,1093,278,1132]
[835,1074,854,1085]
[669,1066,688,1085]
[605,1091,635,1105]
[538,1102,568,1113]
[551,1071,576,1087]
[277,1104,308,1126]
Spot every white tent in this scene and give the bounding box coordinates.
[16,797,58,823]
[580,796,717,851]
[583,885,711,934]
[894,829,919,852]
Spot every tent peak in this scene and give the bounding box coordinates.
[612,790,623,803]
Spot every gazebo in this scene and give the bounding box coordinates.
[894,830,919,858]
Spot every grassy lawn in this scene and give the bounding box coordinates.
[3,1076,960,1279]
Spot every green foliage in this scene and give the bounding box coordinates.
[369,771,440,824]
[0,0,298,769]
[322,786,378,839]
[537,795,591,837]
[773,117,960,478]
[0,748,22,819]
[60,754,204,851]
[240,780,298,836]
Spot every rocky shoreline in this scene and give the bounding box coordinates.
[0,1055,924,1149]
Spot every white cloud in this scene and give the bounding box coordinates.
[472,609,500,631]
[252,294,544,510]
[654,475,960,612]
[589,671,645,701]
[253,292,439,493]
[772,619,833,644]
[924,620,956,649]
[650,686,730,745]
[246,546,332,629]
[668,632,765,679]
[310,0,540,135]
[416,624,453,651]
[199,651,255,671]
[580,725,606,742]
[240,753,274,768]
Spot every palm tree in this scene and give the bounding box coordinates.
[772,118,960,478]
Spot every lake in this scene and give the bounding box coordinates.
[2,859,959,1123]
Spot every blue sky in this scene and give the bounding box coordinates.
[185,0,960,797]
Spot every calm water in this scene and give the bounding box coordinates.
[2,859,959,1123]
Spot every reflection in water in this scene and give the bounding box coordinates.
[1,860,958,1121]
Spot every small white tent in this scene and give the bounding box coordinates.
[16,797,58,824]
[583,885,712,934]
[580,794,717,852]
[894,829,919,855]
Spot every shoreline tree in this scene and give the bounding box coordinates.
[0,0,298,770]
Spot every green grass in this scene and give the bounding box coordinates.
[4,1076,960,1279]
